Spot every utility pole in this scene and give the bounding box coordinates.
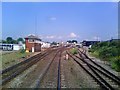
[35,15,37,36]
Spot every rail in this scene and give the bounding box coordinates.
[2,49,54,85]
[66,51,109,89]
[67,50,120,89]
[78,49,120,83]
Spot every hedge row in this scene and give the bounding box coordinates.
[89,40,120,72]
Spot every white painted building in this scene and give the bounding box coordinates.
[40,41,50,48]
[27,37,50,48]
[13,44,25,50]
[0,44,25,51]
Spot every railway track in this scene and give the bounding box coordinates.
[1,48,56,85]
[78,49,120,85]
[57,48,62,90]
[67,49,120,90]
[34,47,63,89]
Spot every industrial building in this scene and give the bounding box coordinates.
[82,40,100,47]
[25,35,41,52]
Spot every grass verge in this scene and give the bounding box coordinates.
[1,50,32,70]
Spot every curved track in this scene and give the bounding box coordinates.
[2,48,56,85]
[67,48,120,90]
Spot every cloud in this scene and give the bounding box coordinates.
[45,35,64,39]
[46,35,55,39]
[116,33,120,36]
[58,36,63,39]
[68,32,79,38]
[84,39,89,41]
[49,17,56,21]
[93,36,100,40]
[83,36,101,41]
[39,35,63,40]
[38,35,44,39]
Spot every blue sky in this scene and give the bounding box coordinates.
[2,2,118,42]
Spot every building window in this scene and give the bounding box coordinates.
[28,39,34,43]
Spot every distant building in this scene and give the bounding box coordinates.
[109,39,120,42]
[75,44,82,48]
[66,40,77,44]
[39,41,50,48]
[25,35,41,52]
[82,40,100,47]
[0,43,25,51]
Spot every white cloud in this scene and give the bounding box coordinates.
[116,33,120,36]
[68,32,79,38]
[93,36,100,40]
[58,36,63,39]
[49,17,56,21]
[38,35,44,39]
[46,35,55,39]
[46,35,64,39]
[39,35,63,40]
[84,39,89,41]
[83,36,101,41]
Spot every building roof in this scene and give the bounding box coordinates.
[82,40,100,43]
[103,39,120,42]
[111,39,120,41]
[25,35,41,41]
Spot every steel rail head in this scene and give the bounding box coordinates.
[89,64,120,85]
[2,49,54,86]
[88,64,114,90]
[34,49,62,89]
[57,51,62,90]
[56,47,64,90]
[66,51,109,90]
[77,49,120,83]
[1,52,41,74]
[75,54,120,85]
[71,51,116,90]
[1,49,54,74]
[74,54,120,88]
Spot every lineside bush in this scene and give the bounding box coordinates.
[89,40,120,72]
[110,56,120,72]
[70,48,78,55]
[20,48,25,53]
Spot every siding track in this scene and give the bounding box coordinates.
[1,48,56,85]
[34,47,64,89]
[67,48,120,90]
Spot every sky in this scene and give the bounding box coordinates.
[2,2,118,42]
[1,0,119,2]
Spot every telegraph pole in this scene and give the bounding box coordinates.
[35,15,37,36]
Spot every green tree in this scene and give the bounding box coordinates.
[2,40,7,43]
[12,39,18,44]
[6,37,13,44]
[67,40,72,43]
[99,41,108,47]
[17,38,24,43]
[111,56,120,72]
[51,42,57,45]
[72,40,78,43]
[109,41,117,47]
